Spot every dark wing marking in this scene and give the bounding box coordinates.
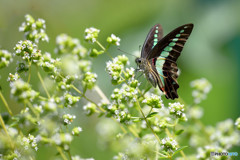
[152,57,179,99]
[149,23,193,99]
[147,23,194,60]
[162,59,179,99]
[141,24,163,58]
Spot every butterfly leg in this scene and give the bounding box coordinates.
[158,74,167,79]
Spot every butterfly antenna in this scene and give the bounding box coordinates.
[117,47,137,58]
[139,45,142,53]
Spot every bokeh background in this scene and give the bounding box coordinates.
[0,0,239,159]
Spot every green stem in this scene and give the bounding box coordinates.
[96,40,105,50]
[155,142,159,160]
[96,40,113,59]
[155,151,168,158]
[147,107,153,116]
[0,91,13,116]
[94,85,110,103]
[37,71,50,98]
[56,146,68,160]
[39,96,47,101]
[27,101,39,118]
[27,61,32,83]
[71,84,105,112]
[128,125,139,138]
[0,114,14,149]
[135,97,161,144]
[67,150,72,160]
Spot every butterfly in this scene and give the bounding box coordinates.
[135,23,194,99]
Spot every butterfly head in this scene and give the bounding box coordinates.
[135,57,142,65]
[135,57,149,72]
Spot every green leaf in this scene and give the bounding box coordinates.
[98,112,105,117]
[158,157,169,159]
[132,117,142,122]
[155,151,168,158]
[146,112,158,118]
[172,146,188,157]
[175,129,184,135]
[160,151,169,156]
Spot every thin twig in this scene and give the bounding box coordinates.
[27,61,32,83]
[37,71,50,98]
[94,85,110,103]
[135,97,161,144]
[56,146,68,160]
[0,115,14,149]
[96,40,113,59]
[0,91,13,116]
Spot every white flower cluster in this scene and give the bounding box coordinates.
[111,84,138,104]
[10,79,39,102]
[20,134,38,151]
[85,72,97,83]
[142,93,163,108]
[106,55,129,84]
[38,52,60,73]
[7,73,20,82]
[83,102,96,116]
[55,34,87,58]
[83,72,98,89]
[235,117,240,130]
[64,93,81,107]
[84,27,100,43]
[168,102,187,121]
[121,84,138,102]
[0,50,12,69]
[113,106,131,124]
[190,78,212,104]
[106,57,124,80]
[113,153,128,160]
[19,14,49,43]
[210,119,240,149]
[14,40,42,63]
[72,127,83,136]
[161,137,178,153]
[154,116,171,131]
[63,114,76,125]
[41,98,58,112]
[52,133,73,150]
[107,34,121,46]
[187,106,204,119]
[126,67,135,77]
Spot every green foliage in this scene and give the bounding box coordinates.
[0,14,239,160]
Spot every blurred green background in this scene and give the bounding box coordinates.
[0,0,239,159]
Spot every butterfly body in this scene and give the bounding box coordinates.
[135,57,158,87]
[136,24,194,99]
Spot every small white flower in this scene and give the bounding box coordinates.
[84,27,100,43]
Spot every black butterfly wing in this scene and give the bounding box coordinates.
[147,23,193,60]
[141,24,163,58]
[148,23,194,99]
